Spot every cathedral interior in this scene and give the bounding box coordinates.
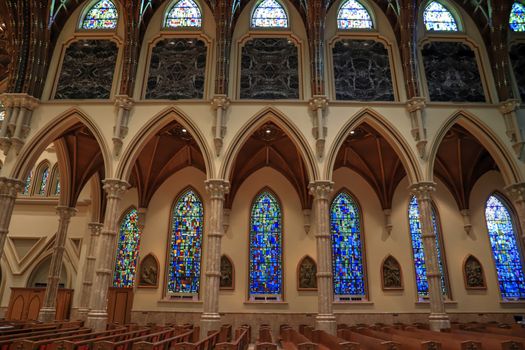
[0,0,524,347]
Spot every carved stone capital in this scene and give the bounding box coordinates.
[505,182,525,202]
[56,206,77,221]
[308,181,334,200]
[211,95,231,110]
[499,99,520,115]
[88,222,103,235]
[406,97,426,113]
[137,208,147,229]
[102,179,129,199]
[410,182,436,201]
[0,177,25,197]
[309,95,329,111]
[0,93,39,110]
[205,179,230,199]
[114,95,134,110]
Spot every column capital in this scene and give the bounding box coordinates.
[114,95,135,110]
[308,181,334,200]
[102,179,129,199]
[211,95,231,110]
[56,206,77,220]
[410,182,436,201]
[309,95,329,111]
[500,99,520,115]
[205,179,230,199]
[0,177,25,197]
[505,182,525,202]
[406,97,426,113]
[0,93,40,110]
[88,222,103,235]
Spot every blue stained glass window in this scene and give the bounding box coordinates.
[165,0,202,28]
[337,0,373,29]
[81,0,118,30]
[38,167,50,196]
[251,0,288,28]
[331,192,366,297]
[168,189,203,294]
[408,196,448,299]
[23,171,32,195]
[510,2,525,32]
[423,1,458,32]
[113,208,141,288]
[249,191,283,299]
[485,194,525,299]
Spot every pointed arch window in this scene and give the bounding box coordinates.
[23,171,32,195]
[484,194,525,299]
[510,2,525,32]
[331,191,367,300]
[167,188,203,296]
[337,0,373,29]
[251,0,288,28]
[37,166,50,196]
[0,102,5,121]
[54,172,61,195]
[423,1,459,32]
[249,191,283,301]
[165,0,202,28]
[113,208,141,288]
[408,196,449,300]
[81,0,118,30]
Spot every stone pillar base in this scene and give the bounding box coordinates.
[315,314,337,335]
[38,307,56,322]
[429,313,450,331]
[86,310,108,331]
[77,308,89,320]
[200,313,221,338]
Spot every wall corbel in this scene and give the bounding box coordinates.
[0,93,40,155]
[113,95,134,157]
[406,97,427,159]
[309,95,328,158]
[211,95,231,156]
[500,99,523,160]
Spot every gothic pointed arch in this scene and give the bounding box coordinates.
[50,163,61,196]
[297,255,317,290]
[164,0,202,28]
[220,254,235,290]
[79,0,119,30]
[337,0,374,29]
[381,255,403,290]
[34,160,51,196]
[113,206,141,288]
[422,1,460,32]
[463,254,486,290]
[251,0,289,28]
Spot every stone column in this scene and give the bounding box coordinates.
[308,181,336,334]
[410,182,450,331]
[86,179,129,330]
[200,179,230,336]
[39,206,77,322]
[77,222,103,320]
[505,183,525,245]
[0,178,24,258]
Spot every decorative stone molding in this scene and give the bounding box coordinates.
[303,209,311,234]
[56,206,77,222]
[205,179,230,199]
[0,93,39,155]
[505,182,525,202]
[500,99,523,160]
[460,209,472,235]
[87,222,103,236]
[223,209,231,233]
[211,95,231,156]
[0,177,25,198]
[309,96,329,158]
[410,181,436,201]
[308,180,333,200]
[113,95,134,157]
[383,209,393,235]
[102,179,129,199]
[406,97,427,159]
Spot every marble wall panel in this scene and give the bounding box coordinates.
[510,43,525,102]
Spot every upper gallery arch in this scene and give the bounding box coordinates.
[251,0,289,28]
[336,0,374,30]
[164,0,203,29]
[422,0,461,32]
[79,0,119,30]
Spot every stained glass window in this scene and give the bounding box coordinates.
[408,196,448,299]
[168,189,203,294]
[249,191,283,299]
[165,0,202,28]
[23,171,32,195]
[38,167,50,196]
[0,102,5,121]
[54,172,61,195]
[251,0,288,28]
[510,2,525,32]
[485,194,525,299]
[337,0,373,29]
[113,208,141,288]
[423,1,458,32]
[331,192,366,298]
[81,0,118,30]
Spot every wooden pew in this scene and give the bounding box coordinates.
[131,328,195,350]
[215,326,250,350]
[358,327,442,350]
[449,328,525,349]
[171,329,221,350]
[308,329,359,350]
[93,328,177,350]
[280,327,317,350]
[0,327,90,350]
[219,324,233,343]
[338,328,401,350]
[385,327,481,350]
[469,324,525,338]
[54,327,153,350]
[255,325,277,350]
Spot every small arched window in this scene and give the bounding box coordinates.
[249,190,283,301]
[37,166,50,196]
[251,0,288,28]
[484,194,525,299]
[331,191,367,300]
[113,208,141,288]
[0,102,5,121]
[23,171,32,195]
[80,0,118,30]
[337,0,373,29]
[167,188,204,296]
[408,195,449,300]
[423,1,459,32]
[510,2,525,32]
[165,0,202,28]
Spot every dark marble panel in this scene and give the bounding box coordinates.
[146,39,207,100]
[240,38,299,99]
[55,40,118,99]
[422,41,485,102]
[332,39,395,101]
[510,43,525,102]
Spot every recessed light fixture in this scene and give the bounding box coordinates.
[182,128,187,133]
[266,129,271,134]
[350,130,355,135]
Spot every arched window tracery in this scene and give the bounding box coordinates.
[484,194,525,299]
[251,0,288,28]
[165,0,202,28]
[80,0,118,30]
[37,165,50,196]
[510,2,525,32]
[408,195,449,300]
[23,171,32,195]
[423,1,459,32]
[113,208,141,288]
[330,191,366,300]
[167,188,203,296]
[249,190,283,301]
[337,0,373,29]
